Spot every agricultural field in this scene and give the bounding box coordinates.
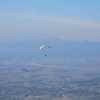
[0,58,100,100]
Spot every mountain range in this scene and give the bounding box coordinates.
[0,38,100,60]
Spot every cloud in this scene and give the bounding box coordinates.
[1,12,100,29]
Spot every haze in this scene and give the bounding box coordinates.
[0,0,100,42]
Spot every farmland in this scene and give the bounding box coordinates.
[0,58,100,100]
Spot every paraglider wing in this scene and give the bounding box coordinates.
[39,45,51,49]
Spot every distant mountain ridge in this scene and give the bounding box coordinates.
[0,38,100,60]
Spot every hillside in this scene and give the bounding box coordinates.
[0,38,100,60]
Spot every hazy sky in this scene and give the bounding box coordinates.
[0,0,100,41]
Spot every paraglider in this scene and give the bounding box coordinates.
[18,68,28,78]
[39,45,51,57]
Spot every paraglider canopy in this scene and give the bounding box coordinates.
[39,45,51,49]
